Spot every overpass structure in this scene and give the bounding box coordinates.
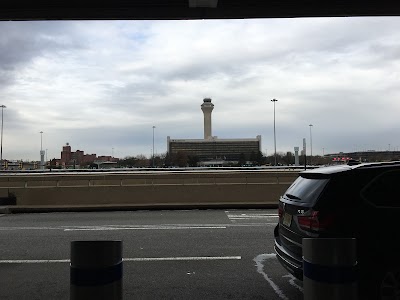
[1,0,399,20]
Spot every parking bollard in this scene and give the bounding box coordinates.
[303,238,357,300]
[70,240,123,300]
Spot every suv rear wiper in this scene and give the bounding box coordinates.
[285,193,302,200]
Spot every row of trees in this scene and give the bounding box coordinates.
[50,150,400,169]
[51,151,398,169]
[117,151,266,168]
[116,151,334,168]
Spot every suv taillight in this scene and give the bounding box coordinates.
[297,211,334,232]
[278,207,283,218]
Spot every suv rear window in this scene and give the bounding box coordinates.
[361,170,400,207]
[284,176,329,206]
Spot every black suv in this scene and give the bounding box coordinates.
[274,161,400,299]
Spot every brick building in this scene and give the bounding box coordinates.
[59,143,118,167]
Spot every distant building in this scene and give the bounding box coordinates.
[326,151,400,162]
[167,98,262,163]
[3,160,38,170]
[61,144,72,164]
[82,154,96,164]
[4,160,22,170]
[59,143,118,168]
[168,136,261,161]
[50,158,62,168]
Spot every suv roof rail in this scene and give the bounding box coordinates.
[356,161,400,169]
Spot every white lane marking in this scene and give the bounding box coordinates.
[0,225,226,231]
[226,212,279,222]
[0,226,62,230]
[228,217,278,220]
[0,259,70,263]
[124,256,242,262]
[225,210,277,212]
[282,274,303,292]
[226,211,277,214]
[227,214,279,217]
[59,224,265,228]
[0,223,274,232]
[64,226,227,231]
[254,253,289,300]
[227,216,279,219]
[0,256,241,264]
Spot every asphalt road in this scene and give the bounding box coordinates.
[0,209,303,300]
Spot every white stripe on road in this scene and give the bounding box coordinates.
[0,256,241,264]
[228,218,278,220]
[0,223,275,232]
[225,212,278,215]
[0,259,70,263]
[227,214,279,217]
[226,213,279,221]
[0,225,227,231]
[63,226,227,231]
[0,227,61,230]
[124,256,242,262]
[227,216,279,219]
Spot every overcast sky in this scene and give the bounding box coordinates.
[1,17,400,161]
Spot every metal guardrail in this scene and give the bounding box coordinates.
[0,179,296,189]
[0,165,320,175]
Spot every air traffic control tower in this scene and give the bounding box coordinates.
[167,98,262,164]
[201,98,214,139]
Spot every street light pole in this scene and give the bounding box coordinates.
[40,131,44,169]
[309,124,313,165]
[0,105,6,169]
[152,126,156,167]
[271,99,278,166]
[40,131,43,151]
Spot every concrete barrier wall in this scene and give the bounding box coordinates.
[3,171,299,207]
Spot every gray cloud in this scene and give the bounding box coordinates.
[0,22,84,69]
[1,18,400,160]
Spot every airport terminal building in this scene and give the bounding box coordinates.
[167,136,262,161]
[167,98,262,163]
